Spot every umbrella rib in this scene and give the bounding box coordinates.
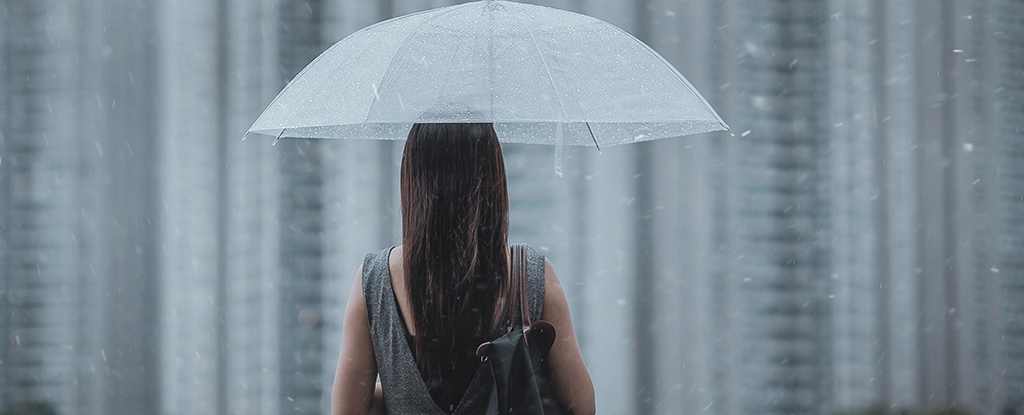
[508,9,570,125]
[585,122,601,151]
[430,4,486,116]
[361,3,473,127]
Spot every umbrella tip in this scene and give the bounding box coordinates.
[242,131,250,141]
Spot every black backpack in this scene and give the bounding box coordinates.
[475,244,565,414]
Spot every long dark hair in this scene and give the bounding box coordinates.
[400,123,509,405]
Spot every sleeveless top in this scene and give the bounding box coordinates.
[362,246,546,415]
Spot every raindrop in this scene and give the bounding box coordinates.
[298,308,319,328]
[743,41,759,55]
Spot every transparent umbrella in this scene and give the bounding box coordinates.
[246,0,730,172]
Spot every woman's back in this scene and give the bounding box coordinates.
[330,123,593,415]
[361,245,546,414]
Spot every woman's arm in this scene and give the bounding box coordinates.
[331,266,383,415]
[541,259,596,415]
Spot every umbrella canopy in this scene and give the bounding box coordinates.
[247,0,729,149]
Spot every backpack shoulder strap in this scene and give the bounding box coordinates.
[505,243,530,332]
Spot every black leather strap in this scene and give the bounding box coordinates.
[504,243,529,332]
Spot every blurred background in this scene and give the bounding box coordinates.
[1,0,1022,414]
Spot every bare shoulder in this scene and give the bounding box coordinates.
[541,258,565,315]
[540,258,571,326]
[350,264,365,309]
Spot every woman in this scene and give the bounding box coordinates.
[331,123,595,415]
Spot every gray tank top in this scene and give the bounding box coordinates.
[362,246,546,415]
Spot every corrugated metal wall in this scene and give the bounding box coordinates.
[998,0,1024,410]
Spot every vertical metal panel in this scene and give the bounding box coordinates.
[877,0,922,408]
[95,0,161,412]
[276,3,329,413]
[630,0,658,412]
[828,0,882,410]
[0,0,7,406]
[223,1,284,414]
[704,1,745,414]
[945,0,980,407]
[913,0,993,407]
[156,0,223,412]
[997,0,1024,412]
[964,0,1004,413]
[913,0,953,405]
[733,1,833,414]
[644,0,723,413]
